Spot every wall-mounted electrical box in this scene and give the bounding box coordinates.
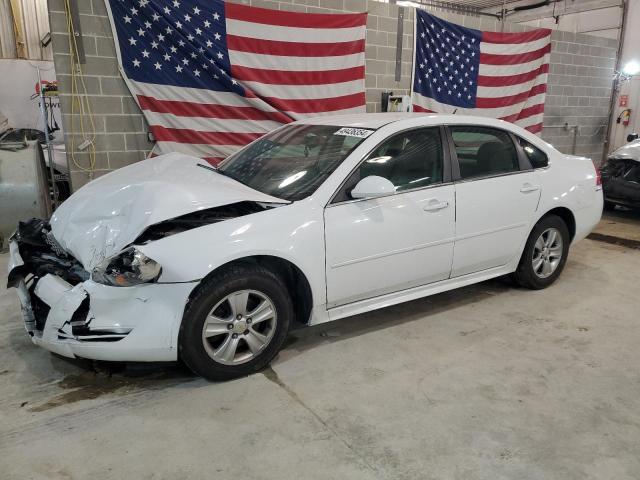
[387,95,412,112]
[381,91,393,112]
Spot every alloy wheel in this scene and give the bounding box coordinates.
[532,227,564,279]
[201,289,277,366]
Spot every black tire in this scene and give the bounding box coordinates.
[512,215,570,290]
[179,263,293,381]
[603,200,616,211]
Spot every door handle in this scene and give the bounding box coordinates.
[520,183,540,193]
[423,200,449,212]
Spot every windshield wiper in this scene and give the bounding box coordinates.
[196,162,292,203]
[197,163,235,181]
[196,162,218,173]
[196,162,250,189]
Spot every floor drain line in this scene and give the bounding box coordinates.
[587,233,640,250]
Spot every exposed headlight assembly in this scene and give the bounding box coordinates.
[92,247,162,287]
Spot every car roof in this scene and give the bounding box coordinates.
[295,113,426,128]
[294,112,523,132]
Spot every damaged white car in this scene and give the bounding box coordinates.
[7,113,603,380]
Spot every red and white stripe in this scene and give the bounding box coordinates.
[226,4,366,119]
[129,83,291,164]
[137,4,366,163]
[413,28,551,134]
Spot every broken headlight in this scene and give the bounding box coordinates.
[92,247,162,287]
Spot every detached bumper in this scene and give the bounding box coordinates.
[8,239,197,362]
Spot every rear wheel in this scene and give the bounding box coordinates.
[179,264,293,381]
[603,200,616,211]
[513,215,570,290]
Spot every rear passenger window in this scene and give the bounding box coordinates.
[450,126,519,179]
[517,137,548,168]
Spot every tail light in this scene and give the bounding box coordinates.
[595,165,602,186]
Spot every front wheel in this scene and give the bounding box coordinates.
[179,264,293,381]
[512,215,570,290]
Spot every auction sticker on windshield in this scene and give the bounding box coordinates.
[333,127,374,138]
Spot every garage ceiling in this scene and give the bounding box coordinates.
[436,0,526,7]
[405,0,534,12]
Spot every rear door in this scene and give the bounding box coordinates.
[448,125,541,277]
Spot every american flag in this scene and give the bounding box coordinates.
[105,0,367,164]
[411,10,551,134]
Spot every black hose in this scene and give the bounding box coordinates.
[513,1,550,12]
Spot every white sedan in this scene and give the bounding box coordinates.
[7,113,603,380]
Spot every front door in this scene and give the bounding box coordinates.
[324,127,456,308]
[448,125,541,277]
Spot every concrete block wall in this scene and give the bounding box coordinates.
[48,0,154,189]
[266,0,618,161]
[543,30,617,159]
[246,0,417,113]
[47,0,617,190]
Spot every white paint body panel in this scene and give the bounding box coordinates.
[452,171,541,277]
[49,152,286,271]
[8,114,603,362]
[325,184,455,307]
[26,272,195,361]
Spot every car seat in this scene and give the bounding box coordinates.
[476,141,516,175]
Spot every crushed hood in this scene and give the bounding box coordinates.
[609,139,640,162]
[50,153,287,270]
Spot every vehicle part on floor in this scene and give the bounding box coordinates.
[0,141,52,249]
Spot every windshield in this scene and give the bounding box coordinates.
[217,124,372,201]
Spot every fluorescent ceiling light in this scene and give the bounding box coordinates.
[622,61,640,76]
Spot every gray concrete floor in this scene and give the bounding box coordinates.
[1,235,640,479]
[593,208,640,243]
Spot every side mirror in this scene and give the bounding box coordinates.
[627,133,639,143]
[351,175,395,199]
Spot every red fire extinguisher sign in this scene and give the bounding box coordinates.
[620,94,629,107]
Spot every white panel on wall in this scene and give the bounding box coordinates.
[556,6,621,36]
[487,0,623,39]
[33,0,51,60]
[516,6,621,38]
[0,0,51,60]
[518,17,557,29]
[575,7,621,32]
[0,0,17,58]
[0,59,57,129]
[594,29,621,40]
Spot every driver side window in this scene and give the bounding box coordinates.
[343,128,443,201]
